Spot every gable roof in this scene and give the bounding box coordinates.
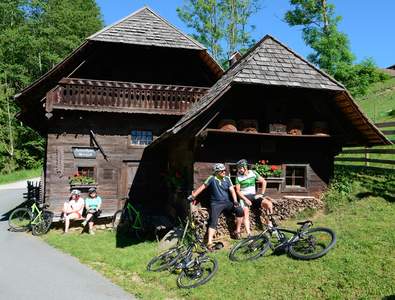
[88,6,205,50]
[150,35,391,147]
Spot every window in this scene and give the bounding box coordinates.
[285,165,307,188]
[131,130,153,145]
[78,166,95,178]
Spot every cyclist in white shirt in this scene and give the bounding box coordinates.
[235,159,274,236]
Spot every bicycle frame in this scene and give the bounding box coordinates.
[125,202,142,230]
[30,202,43,225]
[260,225,308,251]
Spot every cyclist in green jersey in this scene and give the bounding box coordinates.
[235,159,274,237]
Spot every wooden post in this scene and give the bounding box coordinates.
[365,146,369,167]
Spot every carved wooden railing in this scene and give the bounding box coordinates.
[45,78,209,115]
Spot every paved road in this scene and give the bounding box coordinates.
[0,179,136,300]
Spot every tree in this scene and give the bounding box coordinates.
[177,0,260,67]
[284,0,388,96]
[0,0,103,173]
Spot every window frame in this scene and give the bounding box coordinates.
[283,164,308,193]
[128,129,153,147]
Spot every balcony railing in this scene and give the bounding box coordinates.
[45,78,209,115]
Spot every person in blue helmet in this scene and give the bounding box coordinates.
[190,163,244,248]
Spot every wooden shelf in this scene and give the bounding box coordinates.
[201,128,332,138]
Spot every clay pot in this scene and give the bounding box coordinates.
[269,123,287,134]
[312,121,329,135]
[238,119,258,133]
[287,118,304,135]
[218,119,237,131]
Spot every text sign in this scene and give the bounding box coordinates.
[72,147,97,159]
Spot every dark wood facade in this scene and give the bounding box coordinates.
[15,7,223,216]
[146,35,390,210]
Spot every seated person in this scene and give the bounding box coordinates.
[235,159,274,236]
[190,163,244,248]
[82,187,102,235]
[62,189,84,234]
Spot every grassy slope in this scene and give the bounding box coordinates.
[44,167,395,300]
[337,77,395,168]
[0,168,41,184]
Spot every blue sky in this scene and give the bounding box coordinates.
[96,0,394,68]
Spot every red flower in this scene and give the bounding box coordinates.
[271,165,277,171]
[175,171,181,178]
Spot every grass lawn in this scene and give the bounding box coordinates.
[0,168,41,185]
[43,167,395,300]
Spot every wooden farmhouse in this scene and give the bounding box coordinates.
[15,7,223,215]
[146,35,391,210]
[15,6,391,221]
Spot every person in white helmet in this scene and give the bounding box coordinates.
[190,163,244,249]
[62,189,84,234]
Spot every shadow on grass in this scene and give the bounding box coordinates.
[335,165,395,203]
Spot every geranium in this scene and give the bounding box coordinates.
[253,160,282,177]
[162,169,185,191]
[69,172,96,185]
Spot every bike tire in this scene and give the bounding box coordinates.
[229,235,270,262]
[176,257,218,289]
[147,246,184,272]
[112,210,123,230]
[288,227,336,260]
[8,208,32,232]
[32,211,53,236]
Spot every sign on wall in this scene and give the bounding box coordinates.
[72,147,97,159]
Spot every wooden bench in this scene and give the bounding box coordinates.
[52,211,114,223]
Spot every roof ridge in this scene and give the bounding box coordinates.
[87,6,206,50]
[264,35,345,90]
[87,6,146,40]
[143,6,206,50]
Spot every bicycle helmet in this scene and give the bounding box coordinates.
[212,163,226,173]
[236,159,248,169]
[88,187,96,194]
[70,189,81,195]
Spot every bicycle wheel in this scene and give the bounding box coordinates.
[8,208,32,232]
[177,256,218,289]
[229,235,270,261]
[289,227,336,260]
[147,246,184,272]
[112,210,123,230]
[32,211,53,236]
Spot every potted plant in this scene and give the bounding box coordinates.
[69,172,96,189]
[253,160,282,178]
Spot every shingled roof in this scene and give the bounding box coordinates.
[88,6,205,50]
[150,35,390,146]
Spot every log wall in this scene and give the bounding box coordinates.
[44,111,179,215]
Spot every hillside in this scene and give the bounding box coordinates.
[355,77,395,123]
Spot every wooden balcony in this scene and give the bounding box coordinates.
[45,78,209,115]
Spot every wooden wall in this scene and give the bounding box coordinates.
[44,111,180,215]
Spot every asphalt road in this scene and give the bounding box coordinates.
[0,179,136,300]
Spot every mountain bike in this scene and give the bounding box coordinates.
[112,197,143,239]
[147,196,218,289]
[229,216,336,261]
[8,200,54,236]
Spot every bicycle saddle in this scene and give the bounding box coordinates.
[297,220,313,226]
